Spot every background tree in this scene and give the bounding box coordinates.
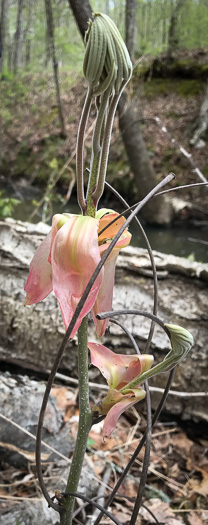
[168,0,187,58]
[125,0,137,61]
[44,0,66,137]
[0,0,8,74]
[24,0,32,69]
[13,0,24,74]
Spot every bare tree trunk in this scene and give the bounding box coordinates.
[7,33,12,72]
[117,92,172,223]
[162,0,167,49]
[44,0,66,138]
[68,0,173,224]
[24,0,32,69]
[125,0,137,62]
[0,0,8,74]
[168,0,186,58]
[45,22,51,67]
[68,0,92,38]
[13,0,24,74]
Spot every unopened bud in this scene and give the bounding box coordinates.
[83,13,132,96]
[164,323,194,358]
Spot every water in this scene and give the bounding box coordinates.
[1,183,208,263]
[130,223,208,263]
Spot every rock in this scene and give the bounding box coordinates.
[0,372,74,467]
[0,500,59,525]
[0,219,208,423]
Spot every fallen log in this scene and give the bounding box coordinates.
[0,218,207,423]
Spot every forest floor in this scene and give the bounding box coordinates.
[0,51,208,217]
[1,381,208,524]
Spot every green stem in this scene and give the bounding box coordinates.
[120,355,177,394]
[92,92,119,203]
[86,90,110,215]
[76,88,92,214]
[60,317,91,525]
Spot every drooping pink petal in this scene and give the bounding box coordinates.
[103,388,146,437]
[91,254,117,337]
[88,342,154,388]
[51,215,104,336]
[24,231,53,305]
[117,354,154,388]
[48,213,70,264]
[24,214,63,305]
[92,231,131,337]
[88,342,128,388]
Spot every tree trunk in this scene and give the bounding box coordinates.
[13,0,24,74]
[7,33,12,72]
[125,0,137,62]
[162,0,167,49]
[0,0,8,74]
[44,0,66,138]
[68,0,173,224]
[190,83,208,147]
[24,0,32,69]
[68,0,92,39]
[117,91,172,224]
[168,0,186,58]
[45,22,51,67]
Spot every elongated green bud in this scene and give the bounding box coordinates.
[83,13,132,96]
[120,323,194,393]
[164,323,194,359]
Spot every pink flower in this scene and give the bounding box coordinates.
[24,210,131,338]
[88,342,154,436]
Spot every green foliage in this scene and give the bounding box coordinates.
[0,192,20,218]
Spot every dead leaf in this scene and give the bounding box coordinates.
[187,511,206,525]
[140,498,185,524]
[186,474,208,499]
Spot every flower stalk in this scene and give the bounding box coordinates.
[60,317,92,525]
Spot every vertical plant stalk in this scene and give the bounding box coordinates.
[92,90,123,204]
[86,89,110,213]
[76,87,92,213]
[60,317,92,525]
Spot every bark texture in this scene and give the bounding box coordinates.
[68,0,92,39]
[0,219,208,423]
